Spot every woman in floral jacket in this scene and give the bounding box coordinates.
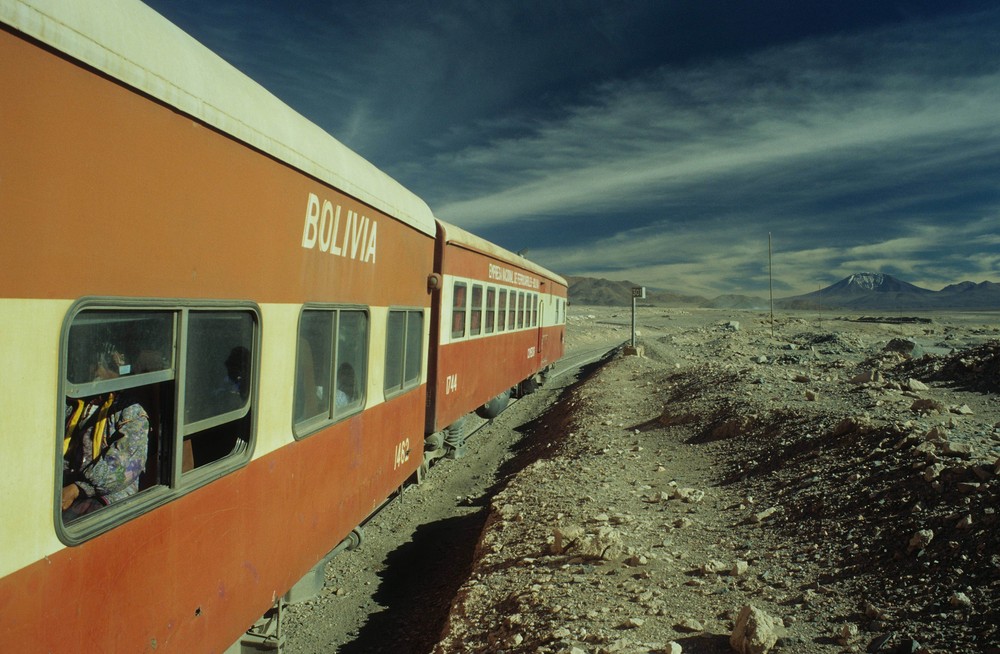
[61,345,149,521]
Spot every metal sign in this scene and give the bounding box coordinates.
[632,286,646,299]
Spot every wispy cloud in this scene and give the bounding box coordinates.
[411,9,1000,295]
[430,16,1000,221]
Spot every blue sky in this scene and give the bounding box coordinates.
[144,0,1000,298]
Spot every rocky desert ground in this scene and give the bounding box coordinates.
[286,306,1000,654]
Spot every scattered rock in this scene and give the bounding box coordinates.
[675,617,703,632]
[752,506,782,523]
[943,441,973,458]
[907,529,934,553]
[730,604,780,654]
[700,560,728,575]
[851,370,883,384]
[673,487,706,503]
[837,623,860,645]
[911,398,945,414]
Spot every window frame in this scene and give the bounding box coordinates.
[485,287,496,335]
[470,284,483,336]
[293,304,370,439]
[56,298,260,545]
[497,289,507,332]
[384,307,425,399]
[451,281,467,340]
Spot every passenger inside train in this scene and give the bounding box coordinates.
[335,362,356,408]
[217,345,251,411]
[61,342,150,522]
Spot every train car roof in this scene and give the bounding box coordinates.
[437,220,567,287]
[1,0,436,237]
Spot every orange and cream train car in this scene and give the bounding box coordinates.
[0,1,564,652]
[425,221,567,458]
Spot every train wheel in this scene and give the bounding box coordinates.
[475,390,510,419]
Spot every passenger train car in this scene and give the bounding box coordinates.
[0,1,566,652]
[428,222,566,446]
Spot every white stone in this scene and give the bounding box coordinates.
[730,605,779,654]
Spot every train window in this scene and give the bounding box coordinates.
[517,292,525,329]
[470,284,483,336]
[385,310,404,394]
[182,311,255,472]
[184,312,253,428]
[497,289,507,332]
[60,304,257,538]
[404,311,423,385]
[295,311,333,425]
[385,309,423,396]
[529,294,536,327]
[336,311,367,415]
[508,291,516,330]
[485,287,496,334]
[65,311,174,388]
[294,308,368,435]
[451,282,467,339]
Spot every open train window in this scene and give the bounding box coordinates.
[451,282,467,339]
[59,303,258,541]
[485,287,496,334]
[384,309,423,397]
[470,284,483,336]
[294,307,368,436]
[497,289,507,332]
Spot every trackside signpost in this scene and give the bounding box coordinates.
[631,286,645,347]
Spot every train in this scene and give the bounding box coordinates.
[0,1,567,652]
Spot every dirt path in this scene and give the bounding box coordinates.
[434,308,1000,654]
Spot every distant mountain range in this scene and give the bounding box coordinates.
[567,272,1000,311]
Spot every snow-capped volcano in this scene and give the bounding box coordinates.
[778,273,1000,310]
[827,272,933,295]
